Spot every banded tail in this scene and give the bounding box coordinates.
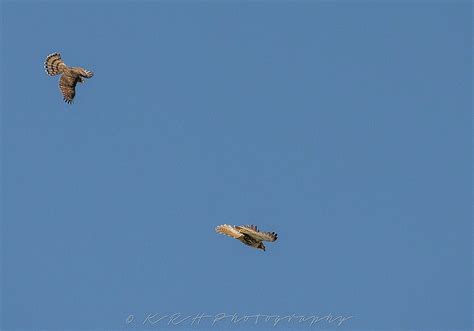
[44,52,67,76]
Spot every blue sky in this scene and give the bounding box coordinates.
[1,1,471,330]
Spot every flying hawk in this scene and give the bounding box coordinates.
[215,224,278,251]
[44,52,94,104]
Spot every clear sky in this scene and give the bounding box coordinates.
[1,1,471,331]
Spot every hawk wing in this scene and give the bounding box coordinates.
[59,73,79,104]
[235,225,278,242]
[215,224,244,239]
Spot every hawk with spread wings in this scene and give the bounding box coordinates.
[215,224,278,251]
[44,52,94,104]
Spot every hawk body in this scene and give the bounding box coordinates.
[44,52,93,104]
[215,224,278,251]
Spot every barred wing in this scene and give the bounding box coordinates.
[59,74,79,104]
[235,225,278,242]
[215,224,243,239]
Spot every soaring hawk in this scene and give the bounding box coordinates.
[215,224,278,251]
[44,52,94,104]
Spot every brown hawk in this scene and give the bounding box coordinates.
[215,224,278,251]
[44,52,94,104]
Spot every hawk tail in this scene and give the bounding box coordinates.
[44,52,67,76]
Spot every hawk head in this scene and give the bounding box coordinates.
[78,69,94,83]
